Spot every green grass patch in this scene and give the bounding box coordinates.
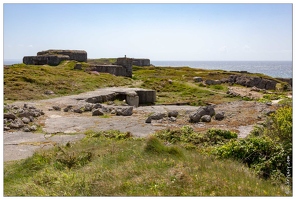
[4,130,288,196]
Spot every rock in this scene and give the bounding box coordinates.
[4,126,10,131]
[84,103,93,112]
[201,115,211,122]
[23,127,31,132]
[52,106,61,111]
[64,105,73,112]
[168,110,178,118]
[4,113,17,120]
[145,116,152,123]
[93,103,103,109]
[107,101,114,105]
[22,117,31,124]
[111,109,116,114]
[150,112,166,120]
[92,109,104,116]
[116,106,133,116]
[74,63,82,70]
[30,125,37,131]
[169,117,177,122]
[189,106,215,123]
[168,79,173,84]
[215,112,225,121]
[8,119,24,129]
[29,116,34,122]
[193,77,203,82]
[74,109,83,113]
[205,80,221,85]
[44,90,55,95]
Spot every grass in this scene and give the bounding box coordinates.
[4,60,286,105]
[3,61,132,102]
[4,130,288,196]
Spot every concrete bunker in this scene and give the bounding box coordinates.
[84,88,156,107]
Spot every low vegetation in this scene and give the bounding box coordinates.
[4,58,292,196]
[4,130,288,196]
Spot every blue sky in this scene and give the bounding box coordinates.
[2,3,293,61]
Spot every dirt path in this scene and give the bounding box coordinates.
[3,87,283,162]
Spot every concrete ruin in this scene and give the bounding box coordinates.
[81,87,156,107]
[23,49,87,66]
[133,58,150,66]
[89,56,134,78]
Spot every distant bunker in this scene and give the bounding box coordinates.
[79,87,156,107]
[23,49,87,66]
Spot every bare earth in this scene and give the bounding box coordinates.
[4,86,282,162]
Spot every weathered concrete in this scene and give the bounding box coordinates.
[23,49,87,66]
[88,65,127,77]
[84,87,156,106]
[133,58,150,66]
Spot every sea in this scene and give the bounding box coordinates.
[3,59,292,79]
[151,61,293,79]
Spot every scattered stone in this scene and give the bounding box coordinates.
[93,103,103,109]
[168,110,178,118]
[52,106,61,111]
[23,127,31,132]
[22,117,31,124]
[145,116,152,123]
[30,125,37,131]
[84,103,93,112]
[169,117,177,122]
[266,102,272,106]
[92,109,104,116]
[168,79,173,84]
[111,109,116,114]
[201,115,211,122]
[4,113,17,120]
[193,77,203,82]
[44,90,55,95]
[107,101,114,105]
[189,106,215,123]
[116,106,133,116]
[150,112,166,120]
[74,109,83,113]
[215,112,225,121]
[4,126,10,131]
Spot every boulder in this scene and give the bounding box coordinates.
[116,106,133,116]
[84,103,94,112]
[168,110,178,118]
[145,116,152,123]
[92,109,104,116]
[74,109,83,113]
[150,112,166,120]
[215,112,225,121]
[201,115,211,122]
[189,106,215,123]
[22,117,31,124]
[30,125,37,131]
[4,113,17,120]
[52,106,61,111]
[193,77,203,82]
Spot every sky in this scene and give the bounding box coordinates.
[2,3,293,61]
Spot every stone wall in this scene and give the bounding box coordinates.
[133,59,150,66]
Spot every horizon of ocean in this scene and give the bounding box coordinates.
[151,61,293,79]
[3,59,292,79]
